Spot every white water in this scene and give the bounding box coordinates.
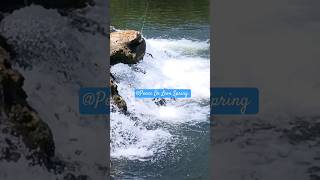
[0,4,210,177]
[0,4,109,179]
[111,38,210,160]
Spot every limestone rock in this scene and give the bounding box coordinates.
[110,30,146,65]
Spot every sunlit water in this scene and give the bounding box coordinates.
[110,0,210,179]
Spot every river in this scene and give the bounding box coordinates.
[110,0,211,179]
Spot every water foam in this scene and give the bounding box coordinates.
[111,38,210,160]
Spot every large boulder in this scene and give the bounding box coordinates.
[110,30,146,65]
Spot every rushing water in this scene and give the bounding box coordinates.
[110,0,210,179]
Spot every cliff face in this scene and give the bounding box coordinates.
[0,38,55,166]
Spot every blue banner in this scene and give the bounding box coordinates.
[135,89,191,98]
[211,88,259,115]
[79,87,110,115]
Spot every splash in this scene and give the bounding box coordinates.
[111,38,210,161]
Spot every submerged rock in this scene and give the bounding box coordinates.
[0,40,55,166]
[110,75,127,113]
[110,30,146,65]
[153,98,167,106]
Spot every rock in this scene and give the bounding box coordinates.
[110,30,146,65]
[0,40,55,166]
[0,35,14,56]
[153,98,167,106]
[109,29,146,113]
[0,0,94,12]
[110,75,127,113]
[109,29,147,113]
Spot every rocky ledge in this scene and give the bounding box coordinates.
[110,29,147,113]
[110,75,127,113]
[0,37,55,166]
[110,30,146,65]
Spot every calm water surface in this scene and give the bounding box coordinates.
[110,0,210,40]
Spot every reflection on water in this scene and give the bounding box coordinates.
[110,0,209,40]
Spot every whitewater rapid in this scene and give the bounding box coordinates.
[0,4,109,179]
[111,38,210,160]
